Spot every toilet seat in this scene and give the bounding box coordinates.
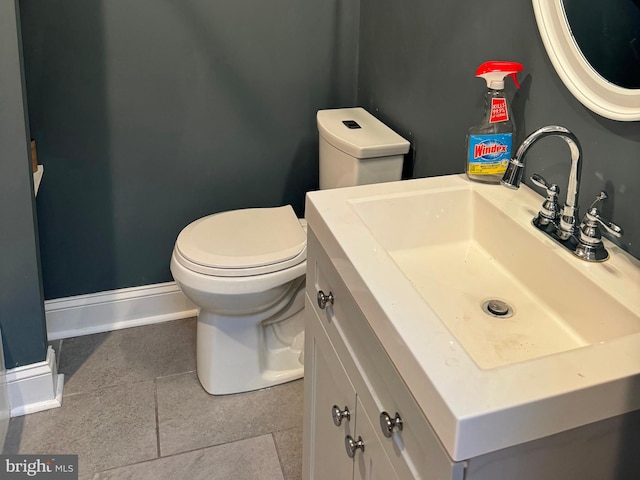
[175,205,307,277]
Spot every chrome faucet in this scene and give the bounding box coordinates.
[501,125,623,261]
[501,125,582,240]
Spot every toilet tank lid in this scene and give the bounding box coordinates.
[317,107,410,159]
[175,205,306,270]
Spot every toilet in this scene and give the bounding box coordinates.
[170,107,410,395]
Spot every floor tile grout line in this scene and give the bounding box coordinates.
[61,373,193,399]
[61,382,150,400]
[154,377,162,459]
[60,364,197,397]
[154,369,197,381]
[269,424,302,436]
[271,432,288,478]
[85,431,288,478]
[159,429,295,460]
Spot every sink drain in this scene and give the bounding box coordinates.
[482,299,514,318]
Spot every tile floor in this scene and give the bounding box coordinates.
[2,318,303,479]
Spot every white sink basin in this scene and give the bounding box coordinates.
[306,174,640,460]
[351,187,639,369]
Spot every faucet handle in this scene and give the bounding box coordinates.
[581,191,623,237]
[574,206,623,261]
[530,173,555,192]
[530,173,560,226]
[582,207,623,238]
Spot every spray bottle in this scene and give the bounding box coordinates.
[466,61,523,184]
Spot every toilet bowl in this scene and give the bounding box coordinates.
[170,205,307,395]
[171,107,410,395]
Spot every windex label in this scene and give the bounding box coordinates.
[467,134,512,175]
[473,142,507,159]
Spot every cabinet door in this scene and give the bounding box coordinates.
[304,302,357,479]
[353,397,400,480]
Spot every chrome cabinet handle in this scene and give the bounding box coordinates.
[331,405,350,426]
[317,290,334,309]
[345,435,365,458]
[379,411,403,438]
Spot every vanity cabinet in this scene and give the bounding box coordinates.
[302,229,464,480]
[302,227,640,480]
[304,300,399,479]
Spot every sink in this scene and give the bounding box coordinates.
[350,186,640,369]
[306,173,640,459]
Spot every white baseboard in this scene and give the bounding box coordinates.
[45,281,198,341]
[6,346,64,417]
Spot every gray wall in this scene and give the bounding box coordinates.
[20,0,359,299]
[16,0,640,308]
[358,0,639,259]
[0,0,48,368]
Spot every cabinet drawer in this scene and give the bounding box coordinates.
[308,230,463,480]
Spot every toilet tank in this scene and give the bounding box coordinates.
[317,107,410,190]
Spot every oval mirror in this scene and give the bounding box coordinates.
[533,0,640,121]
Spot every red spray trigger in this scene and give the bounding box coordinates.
[509,73,521,89]
[475,61,523,90]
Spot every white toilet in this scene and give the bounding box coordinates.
[170,107,410,395]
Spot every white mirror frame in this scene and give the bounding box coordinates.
[533,0,640,121]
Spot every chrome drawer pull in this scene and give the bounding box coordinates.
[379,411,403,438]
[331,405,350,426]
[345,435,365,458]
[317,290,334,309]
